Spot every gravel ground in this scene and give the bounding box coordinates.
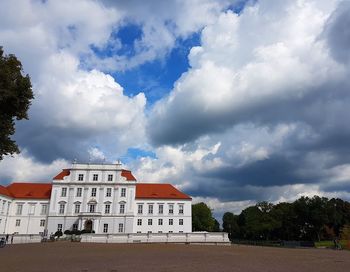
[0,242,349,272]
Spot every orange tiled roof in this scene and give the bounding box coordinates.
[121,169,136,181]
[136,183,191,200]
[0,185,12,197]
[53,169,70,180]
[6,183,52,199]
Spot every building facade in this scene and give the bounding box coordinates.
[0,162,192,235]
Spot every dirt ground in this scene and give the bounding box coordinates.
[0,242,349,272]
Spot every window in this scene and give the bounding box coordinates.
[76,188,82,197]
[147,231,152,234]
[73,224,78,231]
[137,219,142,226]
[89,204,96,213]
[119,204,125,214]
[74,204,80,214]
[61,187,67,197]
[118,223,123,233]
[105,204,110,214]
[158,231,163,233]
[15,219,21,226]
[93,174,98,181]
[29,204,35,215]
[168,204,174,214]
[179,219,183,225]
[179,204,184,214]
[148,204,153,214]
[91,188,97,197]
[148,219,152,226]
[16,204,23,215]
[1,200,5,214]
[138,204,143,214]
[41,204,48,215]
[169,231,173,233]
[108,174,113,181]
[121,188,126,197]
[57,224,62,232]
[158,204,163,214]
[158,219,163,225]
[40,220,45,227]
[106,188,112,197]
[59,203,65,214]
[137,231,141,233]
[78,174,84,181]
[103,224,108,233]
[169,219,173,225]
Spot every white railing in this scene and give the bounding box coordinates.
[80,232,230,244]
[2,232,230,245]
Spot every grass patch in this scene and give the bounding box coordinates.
[315,240,349,249]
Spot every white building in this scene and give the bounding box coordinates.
[0,162,192,235]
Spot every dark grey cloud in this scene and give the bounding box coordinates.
[325,1,350,64]
[14,121,92,162]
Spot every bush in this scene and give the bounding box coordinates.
[71,230,82,235]
[54,230,63,237]
[64,230,72,235]
[81,229,93,234]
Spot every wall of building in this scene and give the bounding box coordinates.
[0,194,12,234]
[47,163,137,234]
[133,199,192,233]
[5,199,49,235]
[0,163,193,236]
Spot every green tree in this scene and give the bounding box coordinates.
[222,212,239,240]
[213,219,220,232]
[238,202,280,240]
[270,202,298,240]
[0,46,33,160]
[192,202,215,231]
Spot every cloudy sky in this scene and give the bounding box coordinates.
[1,0,350,217]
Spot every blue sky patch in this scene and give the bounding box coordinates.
[114,32,201,105]
[121,148,157,164]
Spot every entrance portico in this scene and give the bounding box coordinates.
[78,213,101,233]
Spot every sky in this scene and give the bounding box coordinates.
[1,0,350,218]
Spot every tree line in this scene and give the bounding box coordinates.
[192,196,350,241]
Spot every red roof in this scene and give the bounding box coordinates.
[6,183,52,199]
[136,183,191,200]
[0,185,11,197]
[121,169,136,181]
[53,169,70,180]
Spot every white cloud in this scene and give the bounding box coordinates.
[0,0,147,163]
[1,0,350,210]
[149,0,345,145]
[87,0,235,71]
[0,151,69,183]
[88,147,106,161]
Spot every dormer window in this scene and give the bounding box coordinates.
[93,174,98,181]
[78,174,84,181]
